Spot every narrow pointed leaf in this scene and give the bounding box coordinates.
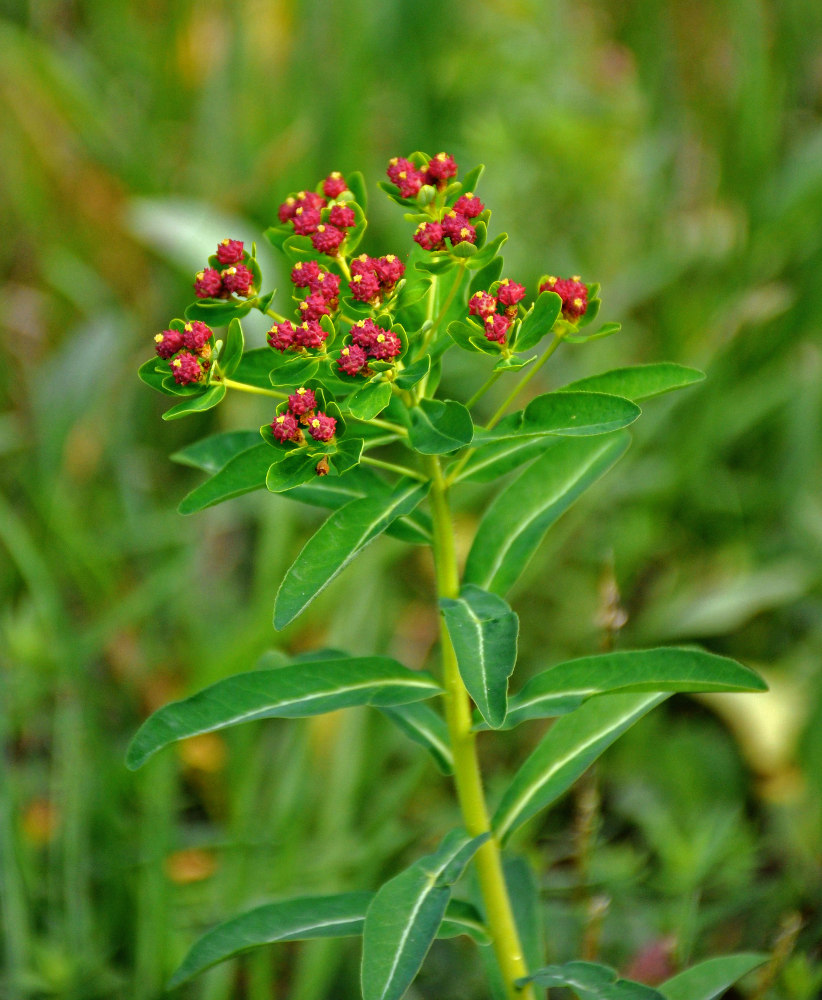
[274,480,430,629]
[515,290,562,352]
[453,437,552,484]
[492,693,667,843]
[517,960,665,1000]
[380,703,454,773]
[218,317,244,377]
[499,648,767,729]
[362,829,488,1000]
[438,899,490,944]
[162,383,226,420]
[562,363,705,401]
[172,429,261,473]
[473,392,639,446]
[168,892,373,988]
[660,953,769,1000]
[440,585,518,728]
[177,443,276,514]
[126,656,441,769]
[407,398,473,454]
[465,433,630,595]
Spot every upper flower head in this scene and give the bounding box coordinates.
[216,238,244,265]
[322,172,348,199]
[539,275,588,320]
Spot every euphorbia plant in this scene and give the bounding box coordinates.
[131,153,769,1000]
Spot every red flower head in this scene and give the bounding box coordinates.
[182,320,213,353]
[442,212,476,246]
[154,328,184,359]
[288,386,317,416]
[221,264,254,297]
[194,267,223,299]
[368,329,402,361]
[387,157,424,199]
[375,254,405,288]
[311,224,346,255]
[169,350,205,385]
[350,317,381,351]
[291,260,321,288]
[469,292,498,319]
[278,197,297,223]
[329,204,356,229]
[539,275,588,321]
[337,343,369,376]
[323,171,348,199]
[497,279,527,307]
[453,193,484,218]
[425,152,458,185]
[484,313,511,344]
[413,222,445,251]
[311,270,341,302]
[271,410,300,443]
[292,206,322,236]
[299,292,332,322]
[294,320,326,350]
[349,270,381,303]
[295,190,327,212]
[267,320,296,353]
[216,238,244,265]
[350,254,377,277]
[307,412,337,442]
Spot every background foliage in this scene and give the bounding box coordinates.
[2,1,822,997]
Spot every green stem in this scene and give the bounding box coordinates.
[221,378,288,400]
[424,455,536,1000]
[465,370,502,411]
[336,256,352,282]
[346,415,408,436]
[360,455,427,482]
[265,308,288,323]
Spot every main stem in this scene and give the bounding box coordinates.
[425,455,535,1000]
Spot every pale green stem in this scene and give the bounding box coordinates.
[418,260,468,358]
[359,455,427,482]
[265,308,288,323]
[465,370,502,411]
[336,256,352,282]
[346,415,407,436]
[221,378,288,400]
[424,455,536,1000]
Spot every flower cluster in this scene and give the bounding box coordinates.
[277,173,355,257]
[468,278,527,344]
[337,318,402,377]
[386,152,458,198]
[153,320,214,384]
[271,387,337,444]
[348,253,405,305]
[193,238,256,300]
[266,261,342,353]
[539,275,588,321]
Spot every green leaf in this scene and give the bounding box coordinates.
[438,899,490,944]
[394,355,430,390]
[172,429,261,473]
[447,318,490,354]
[184,298,253,327]
[493,354,537,373]
[564,321,622,344]
[162,383,226,421]
[178,442,275,514]
[459,164,484,196]
[361,829,489,1000]
[467,233,507,269]
[273,480,430,629]
[264,223,292,252]
[347,170,368,213]
[473,391,640,446]
[345,201,368,254]
[265,451,321,492]
[464,433,630,594]
[138,357,173,394]
[562,363,705,401]
[232,347,277,388]
[168,892,373,988]
[515,291,562,352]
[269,354,320,388]
[659,953,769,1000]
[346,380,393,420]
[440,585,518,729]
[380,703,453,773]
[407,398,473,454]
[452,437,552,484]
[450,240,477,259]
[499,648,767,728]
[469,255,504,295]
[517,961,666,1000]
[492,693,667,843]
[126,656,441,769]
[218,317,244,377]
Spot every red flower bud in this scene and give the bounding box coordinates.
[539,275,588,320]
[425,151,458,184]
[216,238,244,265]
[310,224,346,255]
[350,254,377,277]
[294,320,326,350]
[349,271,381,303]
[453,194,484,218]
[221,264,254,297]
[337,343,369,376]
[267,320,296,353]
[296,190,327,212]
[322,172,348,198]
[442,212,476,246]
[169,350,205,384]
[387,157,424,199]
[469,292,498,319]
[154,329,184,359]
[484,313,511,344]
[310,270,341,301]
[328,204,355,228]
[497,279,526,307]
[182,320,213,353]
[292,206,321,236]
[278,197,297,223]
[368,330,402,361]
[299,292,331,321]
[291,260,321,287]
[288,386,317,416]
[194,267,223,299]
[374,254,405,287]
[271,410,300,442]
[413,222,444,251]
[350,318,381,351]
[307,412,337,442]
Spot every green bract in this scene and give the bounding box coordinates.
[135,156,768,1000]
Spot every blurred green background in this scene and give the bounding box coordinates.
[2,1,822,997]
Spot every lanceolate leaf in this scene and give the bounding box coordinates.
[162,383,226,420]
[177,442,275,514]
[407,398,474,454]
[492,693,667,844]
[562,363,705,401]
[380,703,454,774]
[362,830,489,1000]
[273,480,430,629]
[659,953,769,1000]
[172,429,261,473]
[517,961,665,1000]
[464,433,630,595]
[219,317,244,377]
[453,436,552,484]
[126,656,441,770]
[473,392,639,446]
[499,648,767,729]
[168,892,489,988]
[440,585,519,729]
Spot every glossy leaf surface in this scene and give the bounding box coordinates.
[126,656,441,769]
[177,442,274,514]
[407,398,474,454]
[562,363,705,401]
[473,391,639,446]
[162,383,226,420]
[380,703,454,774]
[660,953,768,1000]
[517,961,665,1000]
